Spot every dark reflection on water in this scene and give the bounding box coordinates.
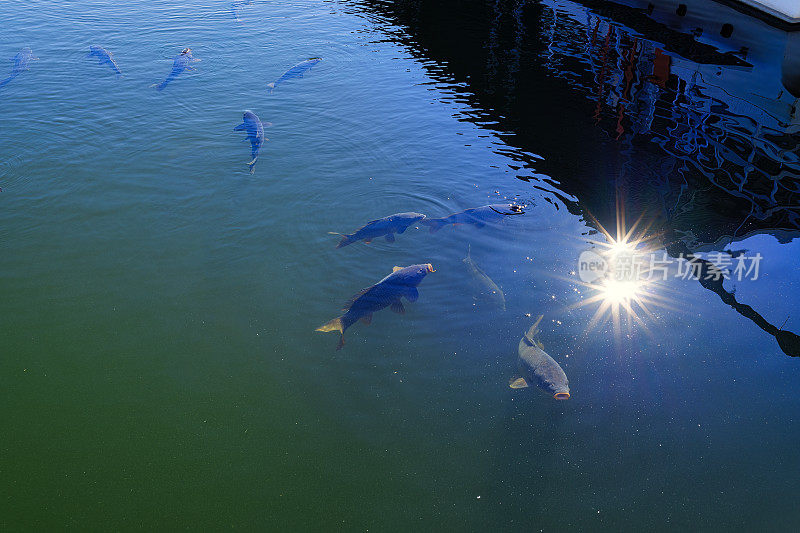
[348,0,800,355]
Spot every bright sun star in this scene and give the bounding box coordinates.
[569,201,674,342]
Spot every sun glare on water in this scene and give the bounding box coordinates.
[571,204,674,341]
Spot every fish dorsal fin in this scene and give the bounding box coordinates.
[509,377,529,389]
[392,266,403,272]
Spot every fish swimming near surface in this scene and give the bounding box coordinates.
[421,203,524,233]
[0,47,38,89]
[463,245,505,310]
[329,212,426,248]
[316,263,435,350]
[150,48,200,91]
[86,46,122,77]
[509,315,570,400]
[234,110,271,174]
[231,0,253,22]
[267,58,321,92]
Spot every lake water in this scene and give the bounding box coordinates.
[2,0,799,530]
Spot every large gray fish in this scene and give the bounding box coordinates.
[316,263,435,350]
[329,212,426,248]
[150,48,200,91]
[421,203,524,233]
[233,110,270,174]
[0,47,37,89]
[509,315,570,400]
[463,245,505,310]
[86,46,122,77]
[267,58,321,93]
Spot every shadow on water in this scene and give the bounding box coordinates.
[349,0,800,356]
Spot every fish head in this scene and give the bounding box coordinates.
[394,264,435,284]
[490,203,525,215]
[544,379,570,400]
[181,48,192,55]
[532,371,570,400]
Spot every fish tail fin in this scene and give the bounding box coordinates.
[266,82,275,93]
[525,315,544,342]
[317,317,345,349]
[329,233,353,248]
[316,317,343,334]
[421,218,445,233]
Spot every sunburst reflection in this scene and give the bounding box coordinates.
[571,205,678,342]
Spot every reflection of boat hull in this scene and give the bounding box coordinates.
[718,0,800,27]
[608,0,799,29]
[601,0,799,106]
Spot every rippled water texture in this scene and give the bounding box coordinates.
[1,0,799,530]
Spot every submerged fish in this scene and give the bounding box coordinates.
[329,212,426,248]
[421,203,524,233]
[267,58,321,92]
[0,47,37,89]
[316,263,435,350]
[463,245,505,310]
[234,110,270,174]
[510,315,570,400]
[231,0,253,23]
[87,46,122,77]
[150,48,199,91]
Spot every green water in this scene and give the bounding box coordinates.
[2,0,799,530]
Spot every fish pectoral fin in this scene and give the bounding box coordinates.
[509,377,529,389]
[405,287,419,302]
[385,233,395,243]
[392,266,403,272]
[360,314,373,325]
[390,300,405,314]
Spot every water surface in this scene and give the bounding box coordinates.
[2,0,799,530]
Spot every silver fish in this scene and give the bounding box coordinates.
[510,315,570,400]
[463,245,505,310]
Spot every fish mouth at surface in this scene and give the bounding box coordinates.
[425,263,435,273]
[554,392,570,400]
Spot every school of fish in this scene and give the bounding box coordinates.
[1,5,570,401]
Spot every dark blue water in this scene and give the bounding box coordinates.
[1,0,799,530]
